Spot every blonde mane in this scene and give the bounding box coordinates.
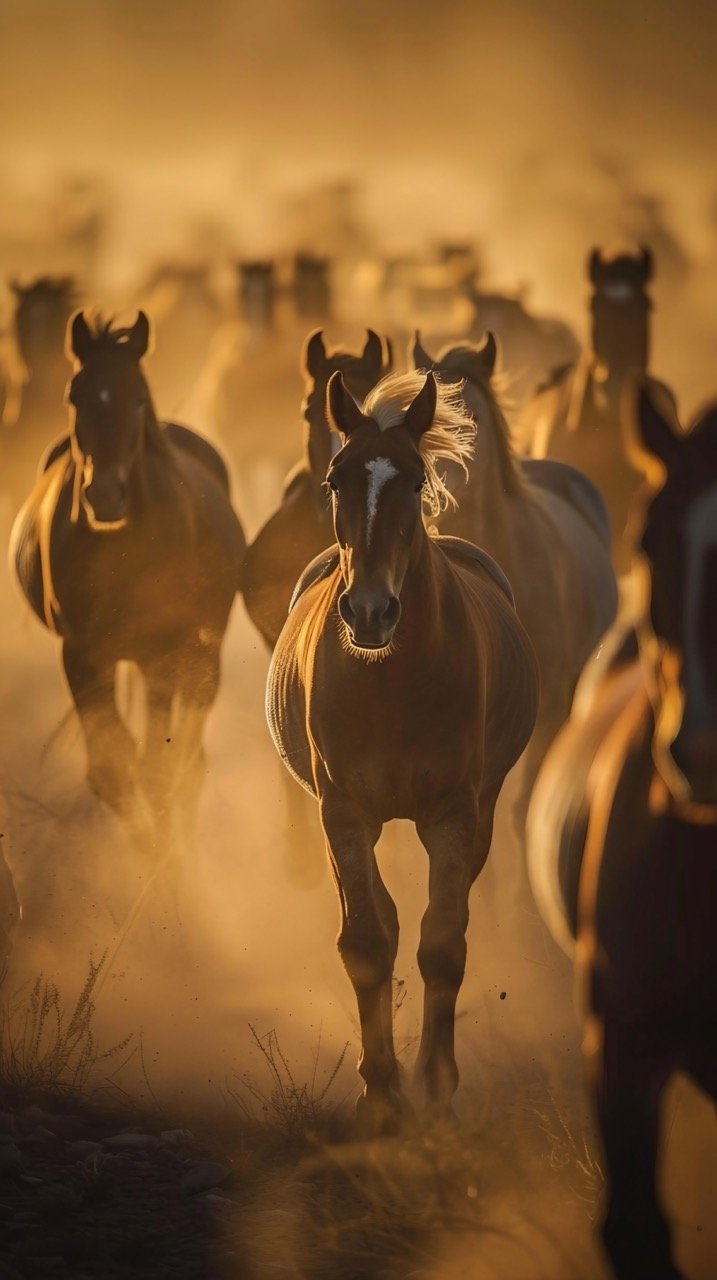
[362,371,475,516]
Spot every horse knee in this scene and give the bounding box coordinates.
[338,922,392,992]
[417,926,467,990]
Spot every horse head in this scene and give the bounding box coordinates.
[325,370,473,655]
[588,246,653,379]
[11,275,77,359]
[66,310,155,532]
[629,384,717,810]
[301,328,393,509]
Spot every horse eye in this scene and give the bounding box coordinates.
[415,478,425,493]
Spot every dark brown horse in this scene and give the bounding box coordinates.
[242,328,392,649]
[11,311,245,848]
[267,370,538,1128]
[522,246,675,571]
[527,388,717,1280]
[412,333,617,829]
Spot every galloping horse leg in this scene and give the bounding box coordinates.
[595,1020,684,1280]
[319,784,402,1131]
[169,635,221,850]
[63,642,139,819]
[415,790,496,1116]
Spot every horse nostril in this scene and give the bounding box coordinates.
[381,596,401,628]
[338,592,355,627]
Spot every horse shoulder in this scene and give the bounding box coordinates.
[162,421,232,495]
[11,456,73,633]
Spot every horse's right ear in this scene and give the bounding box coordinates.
[326,371,371,439]
[403,372,437,443]
[68,310,94,363]
[303,328,327,377]
[588,248,603,285]
[629,382,682,481]
[125,310,151,360]
[411,330,434,370]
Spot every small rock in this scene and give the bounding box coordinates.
[179,1160,231,1195]
[203,1193,235,1209]
[67,1140,103,1160]
[26,1127,56,1143]
[160,1128,194,1145]
[103,1132,158,1151]
[0,1145,22,1178]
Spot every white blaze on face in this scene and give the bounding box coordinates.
[365,457,398,546]
[683,482,717,726]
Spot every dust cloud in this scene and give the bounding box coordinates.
[0,2,716,1276]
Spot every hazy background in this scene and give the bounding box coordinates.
[1,4,716,1276]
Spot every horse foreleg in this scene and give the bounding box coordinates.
[63,643,138,815]
[319,786,401,1129]
[415,792,494,1115]
[594,1018,684,1280]
[170,638,221,845]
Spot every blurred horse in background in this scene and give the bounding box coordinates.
[522,246,676,571]
[242,327,392,650]
[11,311,245,863]
[527,386,717,1280]
[412,332,617,837]
[1,277,77,517]
[268,370,538,1129]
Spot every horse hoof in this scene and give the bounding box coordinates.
[355,1088,411,1138]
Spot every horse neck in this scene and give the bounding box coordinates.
[591,305,649,395]
[453,379,521,552]
[397,525,451,651]
[302,382,335,482]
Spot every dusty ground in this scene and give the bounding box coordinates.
[0,500,715,1280]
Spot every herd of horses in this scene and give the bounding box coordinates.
[0,245,714,1280]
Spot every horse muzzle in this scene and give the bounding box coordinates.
[338,589,401,652]
[81,475,129,532]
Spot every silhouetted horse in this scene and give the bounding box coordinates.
[412,333,617,828]
[463,281,579,417]
[267,371,538,1128]
[527,387,717,1280]
[11,312,245,850]
[2,277,77,515]
[293,253,331,321]
[239,260,277,342]
[522,246,676,570]
[242,328,392,650]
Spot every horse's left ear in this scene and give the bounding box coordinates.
[403,372,437,443]
[326,371,372,439]
[411,330,434,371]
[474,329,498,378]
[126,311,152,360]
[363,329,384,374]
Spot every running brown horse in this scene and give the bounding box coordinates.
[527,387,717,1280]
[242,327,392,649]
[521,246,676,571]
[11,311,245,850]
[412,333,617,830]
[267,370,538,1128]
